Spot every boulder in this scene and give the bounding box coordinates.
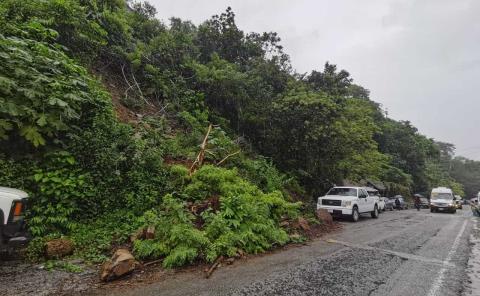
[100,249,137,282]
[45,238,74,259]
[315,209,333,224]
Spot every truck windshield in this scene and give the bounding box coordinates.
[431,193,453,200]
[327,188,357,196]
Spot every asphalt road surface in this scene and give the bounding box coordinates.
[105,207,478,296]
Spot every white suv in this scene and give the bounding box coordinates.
[317,186,380,222]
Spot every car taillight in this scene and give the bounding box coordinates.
[12,201,24,222]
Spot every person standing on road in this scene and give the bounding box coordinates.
[395,197,401,210]
[414,195,421,211]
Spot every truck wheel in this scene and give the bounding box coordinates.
[371,205,379,218]
[351,207,359,222]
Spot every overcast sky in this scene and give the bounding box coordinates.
[151,0,480,159]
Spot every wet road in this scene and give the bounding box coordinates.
[109,207,478,296]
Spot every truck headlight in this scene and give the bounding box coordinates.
[342,201,352,207]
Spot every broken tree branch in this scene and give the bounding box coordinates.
[143,259,163,267]
[216,150,241,166]
[121,64,134,100]
[130,69,153,107]
[189,124,213,176]
[205,256,224,278]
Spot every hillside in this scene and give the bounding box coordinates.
[1,0,478,268]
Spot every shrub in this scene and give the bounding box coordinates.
[133,165,301,267]
[71,210,143,263]
[28,152,96,236]
[133,196,209,268]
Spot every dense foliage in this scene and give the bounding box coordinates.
[1,0,477,267]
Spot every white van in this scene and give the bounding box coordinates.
[430,187,456,213]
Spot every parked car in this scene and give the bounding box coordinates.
[0,187,29,251]
[393,195,408,210]
[384,197,396,211]
[365,187,385,212]
[419,197,430,209]
[455,200,463,210]
[453,195,463,209]
[317,186,380,222]
[430,187,456,213]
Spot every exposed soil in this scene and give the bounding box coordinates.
[90,68,167,124]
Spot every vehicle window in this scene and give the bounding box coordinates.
[431,192,453,200]
[326,188,357,196]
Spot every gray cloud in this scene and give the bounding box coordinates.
[150,0,480,159]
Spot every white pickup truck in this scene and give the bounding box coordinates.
[317,186,380,222]
[0,187,29,250]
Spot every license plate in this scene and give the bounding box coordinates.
[438,208,444,211]
[333,210,343,216]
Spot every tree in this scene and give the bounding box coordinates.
[305,62,353,97]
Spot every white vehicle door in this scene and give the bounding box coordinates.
[358,189,369,212]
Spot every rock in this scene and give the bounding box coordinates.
[145,225,155,239]
[315,209,333,224]
[45,238,74,259]
[100,249,137,282]
[297,217,310,231]
[225,257,235,265]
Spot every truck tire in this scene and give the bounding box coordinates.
[371,205,379,218]
[351,206,359,222]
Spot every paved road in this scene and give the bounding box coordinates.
[106,207,478,296]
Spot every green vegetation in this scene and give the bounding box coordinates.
[1,0,477,268]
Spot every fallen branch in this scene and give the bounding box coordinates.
[205,256,224,279]
[216,150,240,166]
[120,64,153,107]
[130,69,153,107]
[143,258,163,267]
[189,124,213,176]
[121,64,134,100]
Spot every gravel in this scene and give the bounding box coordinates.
[0,260,97,296]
